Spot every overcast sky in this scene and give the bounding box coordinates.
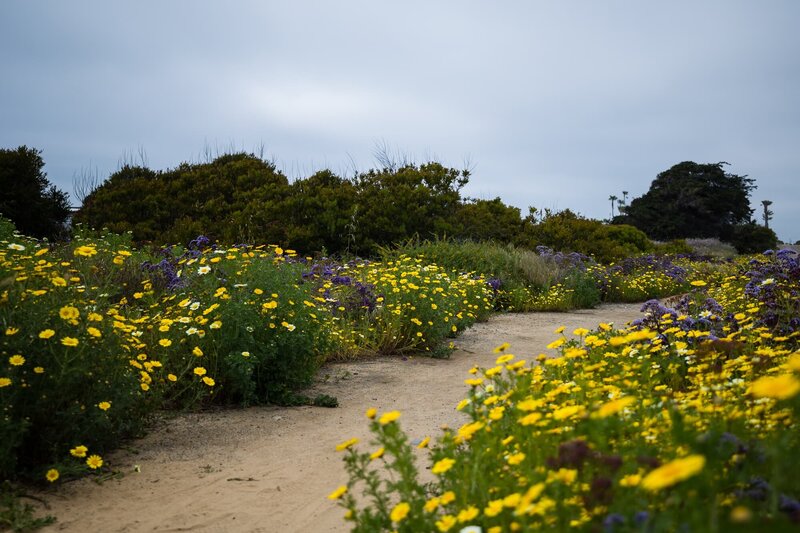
[2,1,798,242]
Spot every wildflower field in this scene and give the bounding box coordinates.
[333,249,800,531]
[1,229,496,485]
[3,220,798,531]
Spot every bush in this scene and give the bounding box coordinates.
[722,223,778,254]
[519,210,653,264]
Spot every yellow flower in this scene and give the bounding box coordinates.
[8,355,25,366]
[192,346,203,357]
[484,499,504,518]
[51,276,67,287]
[61,337,79,347]
[619,473,641,487]
[59,305,80,320]
[87,327,102,338]
[167,374,177,382]
[73,245,97,257]
[335,437,359,451]
[202,376,215,386]
[750,374,800,400]
[369,447,385,460]
[506,452,525,465]
[159,338,172,347]
[424,497,441,513]
[46,469,59,482]
[436,514,457,532]
[593,396,636,418]
[417,436,431,449]
[86,454,104,469]
[0,377,11,388]
[495,353,515,365]
[98,401,111,411]
[5,327,19,335]
[641,455,705,491]
[365,407,377,419]
[70,445,88,458]
[690,280,707,287]
[378,410,401,425]
[457,505,479,523]
[39,329,55,339]
[546,338,565,350]
[440,491,456,505]
[390,502,410,523]
[193,367,207,377]
[573,327,590,336]
[730,506,753,523]
[432,457,456,475]
[327,485,347,500]
[552,404,585,420]
[493,342,510,353]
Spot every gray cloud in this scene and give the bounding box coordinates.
[2,0,798,241]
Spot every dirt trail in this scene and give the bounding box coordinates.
[39,303,643,533]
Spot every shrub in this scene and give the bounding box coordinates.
[722,223,779,254]
[519,210,653,264]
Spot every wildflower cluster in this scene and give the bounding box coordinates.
[335,251,800,531]
[1,229,494,484]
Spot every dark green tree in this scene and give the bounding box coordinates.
[453,198,523,243]
[0,146,71,239]
[284,169,356,254]
[721,222,778,254]
[75,153,291,244]
[352,162,469,254]
[621,162,755,240]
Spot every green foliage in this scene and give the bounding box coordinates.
[75,153,290,244]
[452,198,524,243]
[284,170,356,254]
[621,161,755,241]
[0,217,17,242]
[722,223,779,254]
[1,483,54,532]
[385,239,568,293]
[0,146,71,241]
[519,210,653,263]
[351,163,468,255]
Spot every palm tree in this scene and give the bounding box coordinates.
[762,200,774,228]
[609,195,618,219]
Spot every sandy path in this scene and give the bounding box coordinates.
[38,303,642,533]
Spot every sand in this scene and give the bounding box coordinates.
[37,303,643,532]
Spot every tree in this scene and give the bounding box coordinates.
[0,146,71,239]
[620,161,755,241]
[608,195,618,219]
[352,162,469,254]
[761,200,773,229]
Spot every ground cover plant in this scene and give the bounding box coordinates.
[333,249,800,531]
[0,228,493,487]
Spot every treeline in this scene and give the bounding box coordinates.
[2,147,779,260]
[74,152,655,262]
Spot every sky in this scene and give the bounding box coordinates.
[2,1,799,242]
